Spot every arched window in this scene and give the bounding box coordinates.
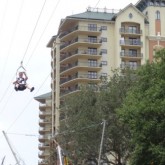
[156,10,160,20]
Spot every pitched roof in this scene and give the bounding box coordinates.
[34,92,51,103]
[67,11,116,21]
[112,3,147,20]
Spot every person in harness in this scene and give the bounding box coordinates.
[13,71,34,92]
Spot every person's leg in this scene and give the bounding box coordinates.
[26,84,34,92]
[14,83,19,91]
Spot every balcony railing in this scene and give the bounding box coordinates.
[60,49,101,61]
[60,61,102,72]
[59,25,101,38]
[120,39,142,46]
[60,86,80,96]
[39,111,51,116]
[60,74,100,84]
[120,51,143,58]
[120,28,142,35]
[60,37,102,50]
[120,63,141,70]
[38,160,48,165]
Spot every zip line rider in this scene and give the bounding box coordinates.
[13,71,34,92]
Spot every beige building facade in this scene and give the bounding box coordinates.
[36,0,165,164]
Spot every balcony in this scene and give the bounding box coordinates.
[120,39,142,47]
[59,25,102,40]
[120,51,143,59]
[38,135,50,143]
[120,63,141,70]
[39,111,51,119]
[60,73,101,86]
[38,160,48,165]
[39,119,51,127]
[60,86,80,97]
[60,61,102,74]
[60,37,102,51]
[38,143,50,150]
[38,151,49,159]
[120,28,142,35]
[39,127,51,134]
[60,49,102,63]
[39,104,47,111]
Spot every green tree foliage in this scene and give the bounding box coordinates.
[58,69,134,165]
[118,49,165,165]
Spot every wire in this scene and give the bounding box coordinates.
[0,74,15,104]
[5,132,39,137]
[0,0,9,37]
[21,0,47,62]
[6,73,50,131]
[95,0,101,8]
[25,0,61,67]
[0,0,25,86]
[0,0,48,105]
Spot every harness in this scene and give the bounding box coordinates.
[17,77,26,85]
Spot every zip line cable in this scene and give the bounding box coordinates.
[0,73,49,139]
[0,0,48,104]
[0,0,25,86]
[21,0,47,63]
[0,0,61,103]
[25,0,61,67]
[6,73,50,131]
[0,0,9,37]
[0,89,14,115]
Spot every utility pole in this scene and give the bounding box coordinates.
[98,120,106,165]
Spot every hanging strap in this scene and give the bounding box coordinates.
[16,61,26,75]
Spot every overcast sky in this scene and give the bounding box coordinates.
[0,0,138,164]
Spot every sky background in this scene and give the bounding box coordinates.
[0,0,138,164]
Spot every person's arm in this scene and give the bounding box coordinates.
[23,72,28,80]
[13,78,18,84]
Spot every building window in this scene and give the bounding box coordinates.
[121,49,125,56]
[129,49,137,57]
[100,49,107,55]
[88,48,97,55]
[88,36,97,43]
[161,1,165,6]
[156,10,160,20]
[129,38,139,45]
[129,61,137,69]
[101,61,107,65]
[129,13,133,19]
[101,37,107,42]
[88,59,97,67]
[88,71,97,79]
[101,73,107,77]
[155,1,159,6]
[128,26,137,34]
[149,1,154,6]
[88,24,97,31]
[100,26,107,30]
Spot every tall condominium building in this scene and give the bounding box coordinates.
[34,92,52,165]
[36,0,165,164]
